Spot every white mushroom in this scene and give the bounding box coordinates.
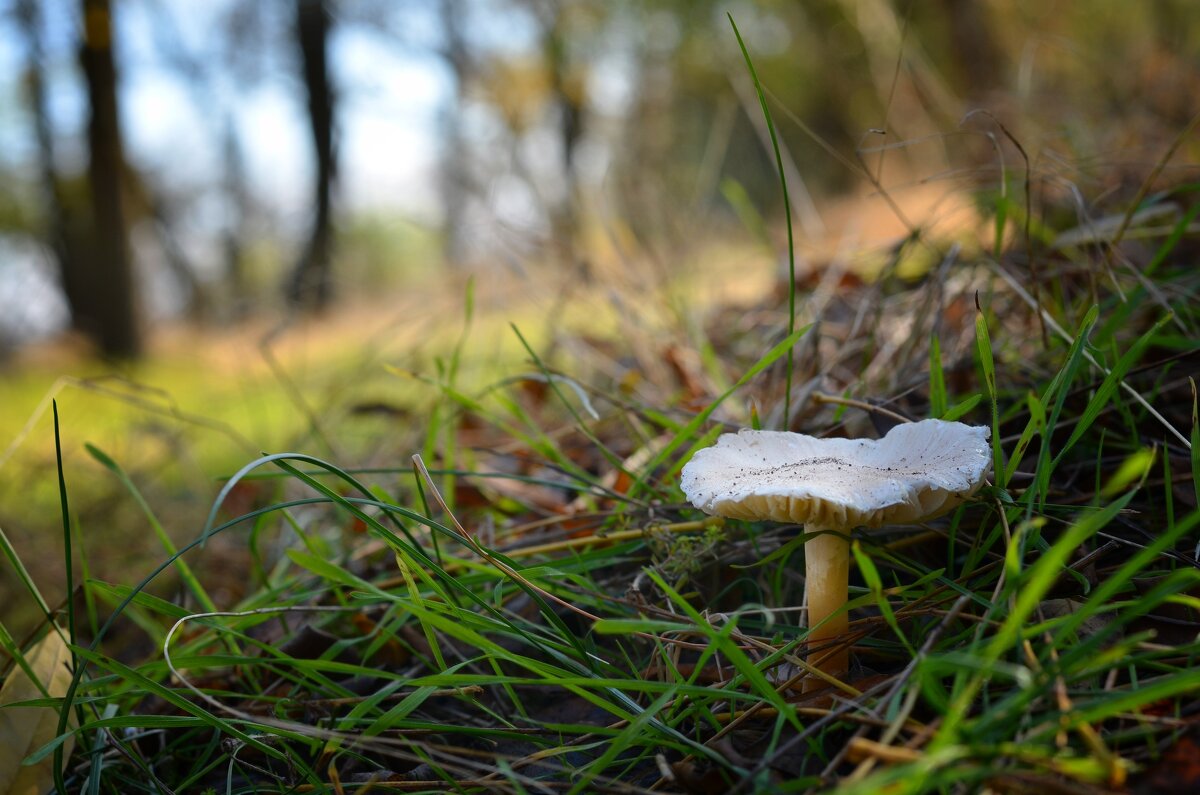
[680,419,991,679]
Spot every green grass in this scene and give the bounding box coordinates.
[5,81,1200,795]
[3,211,1197,792]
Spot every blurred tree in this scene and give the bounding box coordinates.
[218,3,272,314]
[16,0,142,356]
[529,0,585,271]
[137,0,249,321]
[287,0,339,311]
[437,0,473,269]
[144,0,271,319]
[220,117,252,315]
[7,0,1186,353]
[15,0,74,320]
[78,0,141,357]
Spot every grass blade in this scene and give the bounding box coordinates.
[729,13,798,429]
[930,333,948,418]
[975,309,1004,476]
[1052,312,1174,467]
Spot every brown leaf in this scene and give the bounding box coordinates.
[0,630,76,795]
[1135,731,1200,795]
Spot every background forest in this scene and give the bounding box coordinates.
[1,1,1199,793]
[2,0,1195,354]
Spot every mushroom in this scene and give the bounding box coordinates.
[680,419,991,678]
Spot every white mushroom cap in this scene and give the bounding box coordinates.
[680,419,991,529]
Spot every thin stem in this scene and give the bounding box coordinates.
[812,392,913,424]
[804,525,851,682]
[729,14,796,430]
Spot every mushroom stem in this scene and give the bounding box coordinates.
[804,525,850,680]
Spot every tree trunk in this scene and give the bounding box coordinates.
[221,115,251,317]
[287,0,337,311]
[16,0,79,325]
[438,0,471,269]
[541,6,583,272]
[79,0,141,357]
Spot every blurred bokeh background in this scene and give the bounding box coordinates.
[1,0,1198,633]
[3,0,1198,353]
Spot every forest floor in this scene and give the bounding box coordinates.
[2,179,1199,793]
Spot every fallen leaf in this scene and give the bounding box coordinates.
[0,630,76,795]
[1134,730,1200,795]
